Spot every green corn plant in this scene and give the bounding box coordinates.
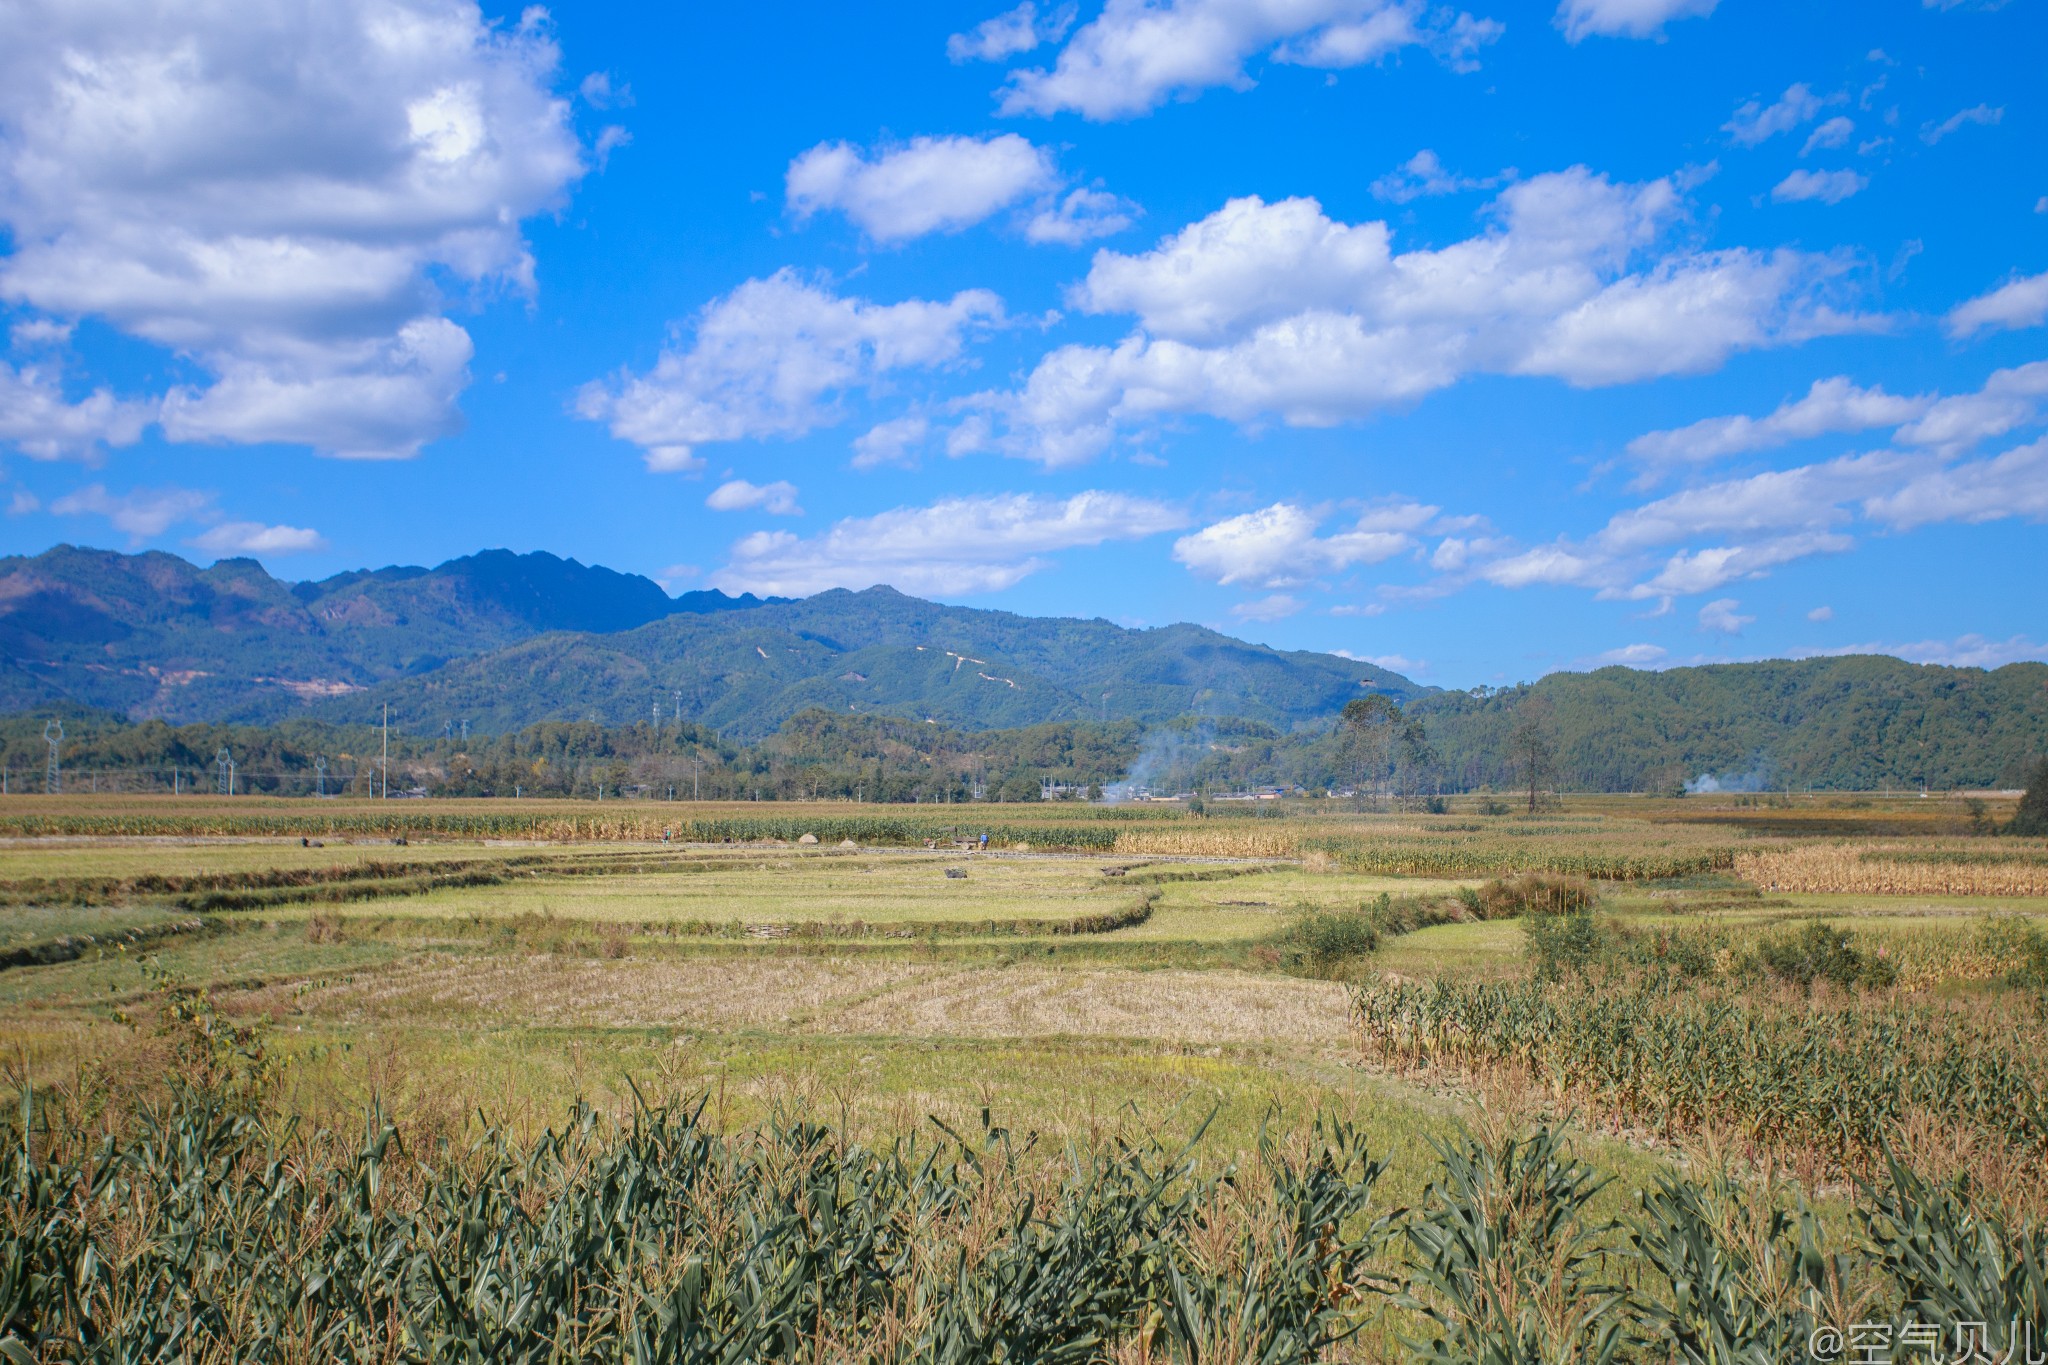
[1631,1166,1836,1364]
[1859,1150,2048,1358]
[1397,1125,1636,1365]
[1150,1114,1396,1363]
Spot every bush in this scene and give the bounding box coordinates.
[1281,909,1381,977]
[1754,920,1894,992]
[1276,892,1460,978]
[1523,910,1604,981]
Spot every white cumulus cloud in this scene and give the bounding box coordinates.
[981,169,1860,464]
[1556,0,1716,43]
[995,0,1501,121]
[706,479,803,515]
[1369,149,1497,203]
[851,415,933,470]
[1697,597,1754,634]
[0,363,153,460]
[1772,169,1867,205]
[1921,104,2002,145]
[578,271,1003,472]
[1628,377,1930,466]
[1723,84,1824,146]
[1173,500,1434,587]
[0,0,586,459]
[49,482,213,541]
[710,490,1186,597]
[948,2,1075,62]
[1800,116,1854,155]
[1793,635,2048,670]
[787,134,1058,242]
[189,521,327,555]
[1946,271,2048,337]
[1024,188,1139,244]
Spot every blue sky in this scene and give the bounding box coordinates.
[1,0,2043,687]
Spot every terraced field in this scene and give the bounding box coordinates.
[2,794,2045,1359]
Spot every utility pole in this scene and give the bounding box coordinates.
[693,758,700,799]
[382,703,389,800]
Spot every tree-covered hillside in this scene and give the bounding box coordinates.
[1414,656,2048,791]
[313,586,1425,739]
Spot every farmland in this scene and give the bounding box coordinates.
[2,790,2046,1359]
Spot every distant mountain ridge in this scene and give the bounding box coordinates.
[0,545,782,722]
[6,547,2043,790]
[0,546,1421,735]
[314,585,1427,740]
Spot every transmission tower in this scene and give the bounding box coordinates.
[216,747,233,796]
[316,756,328,798]
[43,720,62,795]
[459,718,469,744]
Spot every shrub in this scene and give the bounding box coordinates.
[1280,908,1380,977]
[1524,910,1604,981]
[304,911,346,944]
[1753,920,1894,992]
[1276,892,1460,978]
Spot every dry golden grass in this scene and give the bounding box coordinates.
[1736,842,2048,896]
[257,954,939,1031]
[814,965,1352,1048]
[244,953,1353,1049]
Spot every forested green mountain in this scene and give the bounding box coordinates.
[312,586,1424,740]
[0,545,780,722]
[1411,656,2048,791]
[4,547,2044,791]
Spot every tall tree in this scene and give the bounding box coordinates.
[1338,695,1405,804]
[2012,758,2048,836]
[1507,697,1558,814]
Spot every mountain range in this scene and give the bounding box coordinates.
[4,545,2043,789]
[0,545,1420,739]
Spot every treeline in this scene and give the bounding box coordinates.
[10,649,2046,800]
[0,709,1158,803]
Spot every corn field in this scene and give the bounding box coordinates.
[1112,828,1302,858]
[1309,834,1735,882]
[0,809,1128,852]
[1352,977,2048,1170]
[0,1085,1394,1364]
[1735,842,2048,896]
[6,1084,2045,1362]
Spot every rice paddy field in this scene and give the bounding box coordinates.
[3,790,2046,1360]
